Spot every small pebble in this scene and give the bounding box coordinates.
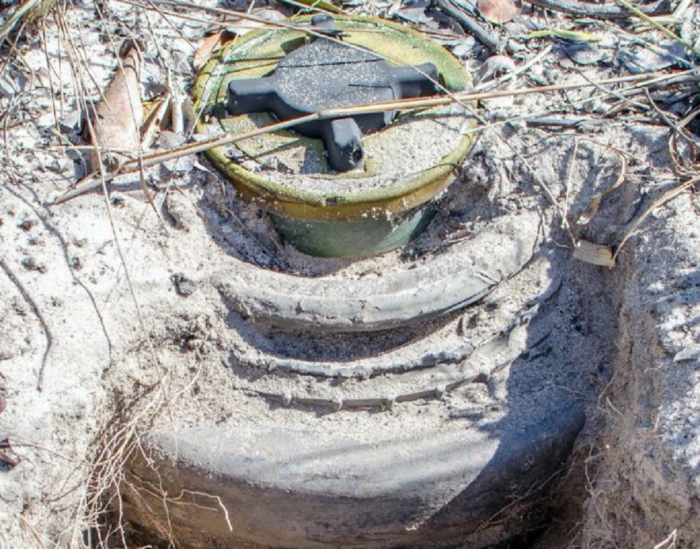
[172,273,197,296]
[18,218,37,231]
[21,256,47,273]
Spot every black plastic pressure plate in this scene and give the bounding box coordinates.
[226,15,440,172]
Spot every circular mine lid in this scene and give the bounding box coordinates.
[193,15,476,222]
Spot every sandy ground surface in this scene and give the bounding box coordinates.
[0,0,699,547]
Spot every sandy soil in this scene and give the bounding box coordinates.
[0,0,698,547]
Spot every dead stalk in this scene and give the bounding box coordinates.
[613,0,700,58]
[53,71,672,204]
[0,257,53,390]
[612,174,700,263]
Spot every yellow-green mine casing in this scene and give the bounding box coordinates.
[193,15,476,257]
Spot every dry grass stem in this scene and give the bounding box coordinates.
[612,174,700,263]
[613,0,700,58]
[52,71,669,204]
[140,96,171,148]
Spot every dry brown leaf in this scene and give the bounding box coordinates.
[478,0,521,24]
[193,31,232,72]
[573,240,615,267]
[89,41,143,172]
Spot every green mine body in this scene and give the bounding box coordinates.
[193,15,475,257]
[270,208,435,258]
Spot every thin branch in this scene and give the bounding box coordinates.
[51,71,670,204]
[0,257,53,391]
[612,174,700,263]
[525,0,666,19]
[613,0,700,58]
[435,0,503,53]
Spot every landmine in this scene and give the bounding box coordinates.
[123,15,588,549]
[193,15,475,258]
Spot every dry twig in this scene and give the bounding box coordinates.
[612,174,700,263]
[0,257,53,391]
[525,0,666,19]
[52,71,666,204]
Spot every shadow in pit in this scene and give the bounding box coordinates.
[414,406,585,547]
[123,406,585,549]
[195,135,496,278]
[412,242,615,547]
[224,304,464,364]
[196,179,355,277]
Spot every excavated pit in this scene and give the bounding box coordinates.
[114,128,625,547]
[2,101,696,546]
[1,7,698,543]
[114,123,699,548]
